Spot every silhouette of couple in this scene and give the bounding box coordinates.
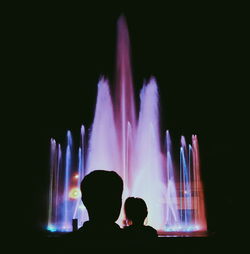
[65,170,157,248]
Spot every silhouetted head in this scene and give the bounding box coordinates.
[81,170,123,223]
[124,197,148,225]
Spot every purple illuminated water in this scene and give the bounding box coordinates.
[47,16,207,234]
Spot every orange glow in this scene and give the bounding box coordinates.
[73,174,79,179]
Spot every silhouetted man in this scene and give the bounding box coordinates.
[123,197,158,242]
[64,170,123,248]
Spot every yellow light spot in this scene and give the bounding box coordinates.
[69,187,80,199]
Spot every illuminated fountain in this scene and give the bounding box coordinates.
[47,16,207,234]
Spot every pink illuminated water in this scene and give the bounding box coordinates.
[47,16,207,234]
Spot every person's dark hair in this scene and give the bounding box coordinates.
[124,197,148,225]
[80,170,123,222]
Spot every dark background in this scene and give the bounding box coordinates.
[7,2,247,246]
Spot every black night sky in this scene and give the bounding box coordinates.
[9,2,246,246]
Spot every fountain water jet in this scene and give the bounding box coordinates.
[86,78,119,175]
[165,131,180,229]
[47,16,207,234]
[131,79,165,229]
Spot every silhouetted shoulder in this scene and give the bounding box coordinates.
[144,225,158,237]
[123,225,158,239]
[59,221,123,249]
